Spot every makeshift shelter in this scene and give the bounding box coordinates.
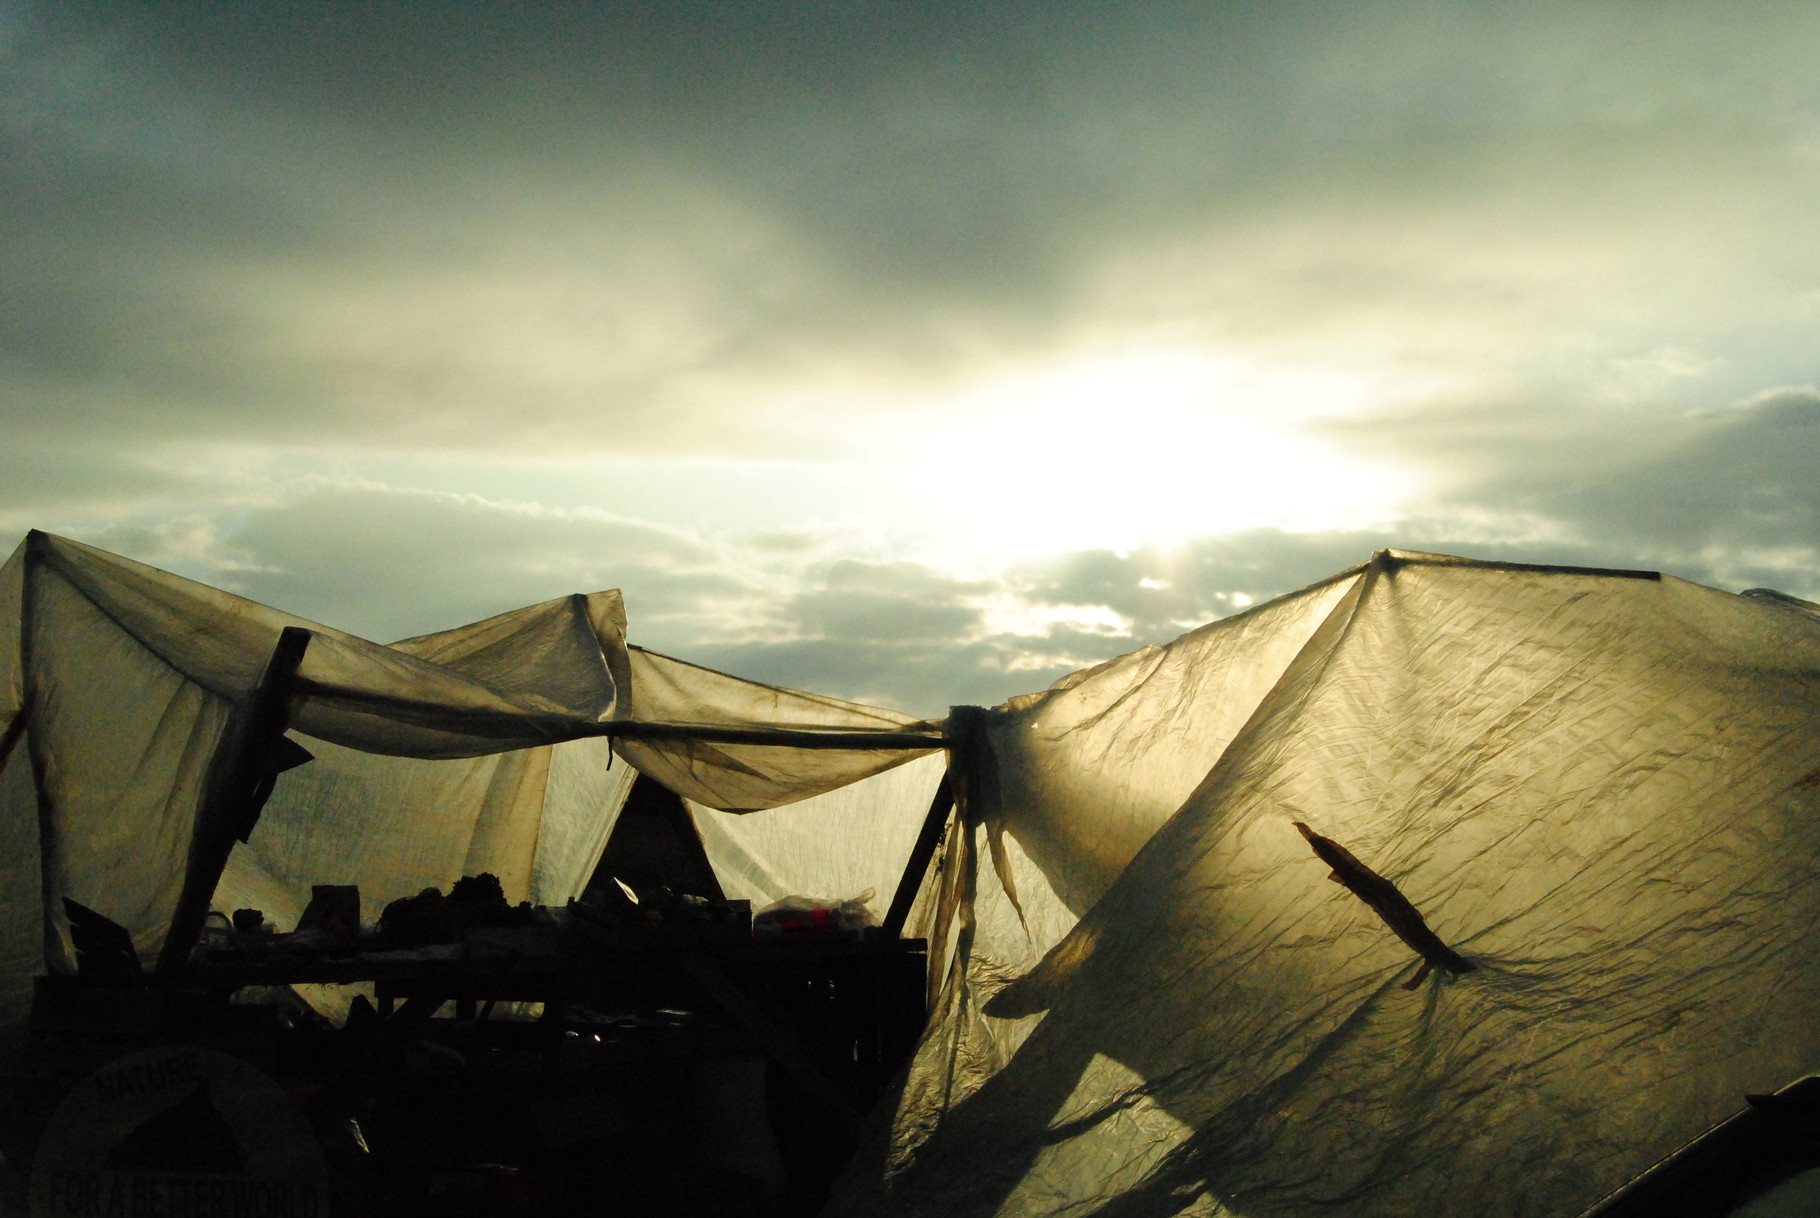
[833,549,1820,1218]
[0,531,948,1027]
[5,532,1820,1216]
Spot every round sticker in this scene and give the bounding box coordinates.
[31,1046,328,1218]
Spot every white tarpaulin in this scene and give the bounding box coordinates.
[838,551,1820,1218]
[0,532,937,1021]
[8,531,1819,1217]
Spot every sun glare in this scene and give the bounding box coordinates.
[908,349,1423,562]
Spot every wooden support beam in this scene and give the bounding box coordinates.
[588,720,944,751]
[156,627,313,976]
[881,768,954,940]
[943,705,989,824]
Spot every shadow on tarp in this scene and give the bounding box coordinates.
[852,812,1820,1218]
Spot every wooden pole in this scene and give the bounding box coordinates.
[155,626,313,976]
[881,705,987,941]
[592,720,944,750]
[881,768,954,940]
[17,532,71,975]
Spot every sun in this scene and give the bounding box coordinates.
[900,347,1425,564]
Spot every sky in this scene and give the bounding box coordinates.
[4,1,1819,717]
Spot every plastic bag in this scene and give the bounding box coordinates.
[752,889,877,938]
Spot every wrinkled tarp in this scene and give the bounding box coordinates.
[619,645,937,812]
[0,532,936,1020]
[13,529,1819,1217]
[692,751,949,918]
[836,551,1820,1218]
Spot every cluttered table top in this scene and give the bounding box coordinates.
[171,874,924,993]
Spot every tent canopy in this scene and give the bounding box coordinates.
[6,533,1820,1217]
[0,531,941,1014]
[836,549,1820,1218]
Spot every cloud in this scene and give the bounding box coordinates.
[15,466,1815,724]
[1011,532,1395,635]
[664,556,1150,714]
[1326,381,1820,595]
[8,1,1820,717]
[702,541,1444,715]
[786,561,989,642]
[9,481,1106,714]
[11,0,1820,466]
[1551,387,1820,542]
[0,443,195,533]
[126,481,741,643]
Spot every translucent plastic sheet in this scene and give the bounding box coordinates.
[391,590,630,717]
[0,552,34,1022]
[27,563,235,973]
[842,554,1820,1218]
[0,533,931,995]
[0,747,41,1023]
[986,572,1360,951]
[0,544,21,733]
[691,751,947,910]
[37,534,634,756]
[216,734,635,935]
[615,646,940,810]
[0,534,642,973]
[857,573,1373,1126]
[530,736,639,904]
